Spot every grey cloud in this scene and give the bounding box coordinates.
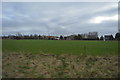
[2,2,118,36]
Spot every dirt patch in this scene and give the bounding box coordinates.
[2,53,119,78]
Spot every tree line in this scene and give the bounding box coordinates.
[2,32,120,41]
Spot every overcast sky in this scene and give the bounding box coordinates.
[2,2,118,36]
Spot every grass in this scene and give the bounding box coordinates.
[2,40,119,56]
[2,40,119,78]
[2,53,119,78]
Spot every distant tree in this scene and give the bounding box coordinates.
[115,32,120,40]
[78,34,82,40]
[30,34,34,39]
[38,35,42,39]
[16,32,22,40]
[24,35,29,39]
[100,36,104,40]
[74,35,78,40]
[110,35,114,40]
[34,34,38,39]
[96,37,99,40]
[64,37,67,40]
[73,34,82,40]
[60,35,63,40]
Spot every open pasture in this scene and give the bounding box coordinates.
[2,40,119,78]
[2,40,118,56]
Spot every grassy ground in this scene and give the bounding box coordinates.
[2,40,118,56]
[2,52,119,78]
[2,40,119,78]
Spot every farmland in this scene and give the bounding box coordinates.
[2,40,118,56]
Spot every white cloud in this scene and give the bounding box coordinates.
[90,15,118,24]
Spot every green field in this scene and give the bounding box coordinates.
[2,40,119,78]
[2,40,118,56]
